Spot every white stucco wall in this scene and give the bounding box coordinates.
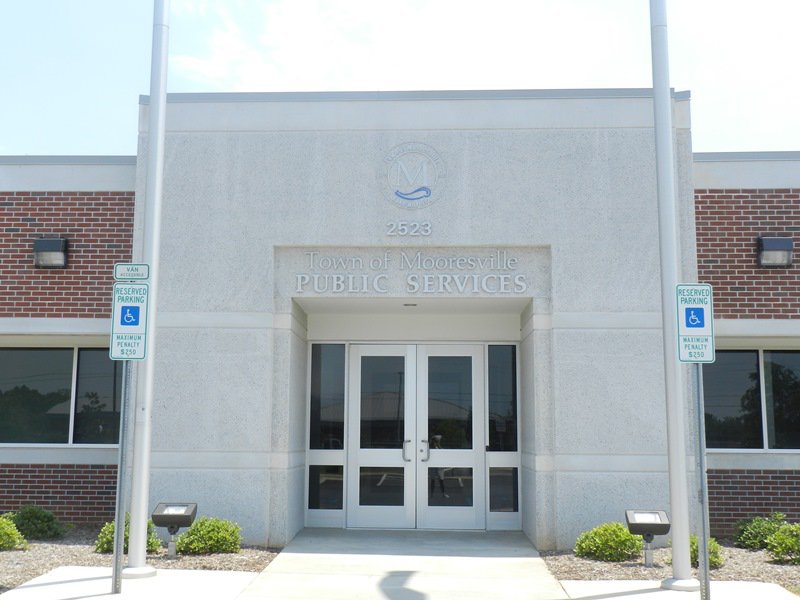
[134,89,695,548]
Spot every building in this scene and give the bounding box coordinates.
[1,90,798,549]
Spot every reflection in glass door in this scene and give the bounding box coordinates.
[416,346,485,529]
[346,344,485,529]
[346,346,416,528]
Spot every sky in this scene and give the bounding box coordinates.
[1,0,798,156]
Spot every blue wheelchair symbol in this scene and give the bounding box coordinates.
[685,307,704,328]
[121,306,140,327]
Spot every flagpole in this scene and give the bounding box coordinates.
[649,0,700,591]
[125,0,169,577]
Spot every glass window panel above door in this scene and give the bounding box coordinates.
[360,356,405,449]
[488,345,518,451]
[703,351,763,449]
[427,356,472,450]
[310,344,345,450]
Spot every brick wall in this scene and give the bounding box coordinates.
[696,190,800,536]
[0,191,135,318]
[695,188,800,319]
[0,464,117,523]
[707,469,800,538]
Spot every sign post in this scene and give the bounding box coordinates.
[109,264,150,594]
[676,283,715,600]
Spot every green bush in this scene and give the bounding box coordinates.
[574,522,642,562]
[175,517,241,555]
[0,515,27,551]
[7,505,65,540]
[765,523,800,565]
[735,513,787,550]
[690,534,724,569]
[95,514,161,554]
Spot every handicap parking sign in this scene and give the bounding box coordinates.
[685,307,704,328]
[121,306,140,327]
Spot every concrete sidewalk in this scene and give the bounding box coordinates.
[4,529,798,599]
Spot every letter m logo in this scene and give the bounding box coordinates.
[393,155,430,188]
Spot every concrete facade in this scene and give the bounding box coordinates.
[128,90,695,549]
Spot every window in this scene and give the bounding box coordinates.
[764,351,800,449]
[0,348,121,444]
[703,351,762,449]
[309,344,345,450]
[488,345,518,451]
[704,350,800,450]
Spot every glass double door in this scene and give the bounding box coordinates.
[346,345,486,529]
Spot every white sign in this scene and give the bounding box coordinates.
[110,282,149,360]
[114,263,150,281]
[676,284,715,363]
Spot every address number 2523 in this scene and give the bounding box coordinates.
[386,221,432,236]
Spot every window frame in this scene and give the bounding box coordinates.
[0,345,120,448]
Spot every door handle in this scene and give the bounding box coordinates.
[420,439,430,462]
[401,439,412,462]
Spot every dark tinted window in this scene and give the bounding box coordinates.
[488,345,518,451]
[309,344,345,450]
[73,349,122,444]
[0,349,73,443]
[764,351,800,449]
[703,351,763,448]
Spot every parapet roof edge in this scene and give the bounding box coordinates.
[139,88,691,105]
[694,151,800,162]
[0,156,136,166]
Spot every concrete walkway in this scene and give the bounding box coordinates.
[4,529,798,599]
[237,529,567,600]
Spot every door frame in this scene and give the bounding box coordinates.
[345,344,417,528]
[415,344,486,529]
[304,341,522,531]
[345,343,486,529]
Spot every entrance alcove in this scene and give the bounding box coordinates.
[289,296,547,538]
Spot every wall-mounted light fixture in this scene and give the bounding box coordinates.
[758,236,793,267]
[33,237,68,268]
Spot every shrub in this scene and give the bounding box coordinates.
[7,505,65,540]
[735,513,787,550]
[175,517,241,555]
[690,534,724,569]
[0,516,27,551]
[574,522,642,562]
[95,514,161,554]
[766,523,800,565]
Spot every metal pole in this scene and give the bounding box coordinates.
[126,0,169,576]
[695,363,712,599]
[111,361,133,593]
[649,0,699,591]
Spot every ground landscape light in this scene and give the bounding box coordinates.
[151,502,197,557]
[32,237,68,268]
[625,510,671,568]
[757,236,793,267]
